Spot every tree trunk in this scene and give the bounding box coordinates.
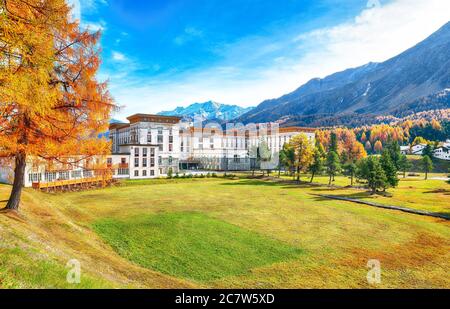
[296,166,300,182]
[278,167,281,178]
[425,171,428,180]
[5,153,26,211]
[403,170,406,178]
[350,174,354,186]
[328,174,332,186]
[310,172,315,183]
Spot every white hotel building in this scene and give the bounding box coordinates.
[108,114,315,180]
[0,113,315,187]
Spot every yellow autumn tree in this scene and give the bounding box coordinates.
[374,140,383,153]
[288,133,314,182]
[0,0,115,210]
[431,119,442,130]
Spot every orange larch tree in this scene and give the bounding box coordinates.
[374,140,383,153]
[0,0,115,210]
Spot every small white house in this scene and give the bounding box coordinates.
[411,144,427,155]
[433,146,450,161]
[400,146,410,155]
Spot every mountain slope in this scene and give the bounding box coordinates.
[238,21,450,127]
[159,101,254,122]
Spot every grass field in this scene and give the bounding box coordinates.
[0,175,449,288]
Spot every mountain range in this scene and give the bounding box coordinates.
[237,21,450,127]
[158,101,254,122]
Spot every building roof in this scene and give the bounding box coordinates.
[127,114,182,124]
[118,143,159,147]
[109,122,130,130]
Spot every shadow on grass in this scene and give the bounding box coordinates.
[220,179,315,189]
[310,191,375,201]
[423,189,450,195]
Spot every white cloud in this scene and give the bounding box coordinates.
[112,51,127,62]
[66,0,81,22]
[174,27,203,46]
[109,0,450,118]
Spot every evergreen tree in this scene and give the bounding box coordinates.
[398,155,412,178]
[380,150,399,189]
[278,145,295,177]
[329,133,339,181]
[421,156,433,180]
[343,162,357,186]
[326,151,341,186]
[387,141,402,170]
[329,132,339,153]
[309,148,324,183]
[422,144,434,158]
[357,157,388,194]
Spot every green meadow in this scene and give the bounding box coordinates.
[0,175,449,288]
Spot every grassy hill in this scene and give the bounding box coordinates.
[0,176,449,288]
[407,155,450,173]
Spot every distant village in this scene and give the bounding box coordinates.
[401,140,450,160]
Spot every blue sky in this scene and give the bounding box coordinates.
[71,0,450,119]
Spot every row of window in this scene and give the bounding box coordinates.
[132,156,176,167]
[133,170,155,177]
[28,170,93,183]
[134,157,156,168]
[134,147,156,157]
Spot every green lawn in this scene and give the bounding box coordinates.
[0,175,449,288]
[93,212,303,282]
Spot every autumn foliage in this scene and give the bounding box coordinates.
[0,0,115,210]
[315,128,367,163]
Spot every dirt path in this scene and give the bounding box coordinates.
[314,194,450,220]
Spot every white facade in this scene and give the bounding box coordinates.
[433,142,450,161]
[109,114,316,179]
[400,146,410,155]
[1,114,316,187]
[411,144,427,155]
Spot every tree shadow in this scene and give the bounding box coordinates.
[220,179,317,190]
[423,189,450,195]
[310,191,379,201]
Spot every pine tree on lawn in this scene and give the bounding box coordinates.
[357,157,387,194]
[328,132,339,181]
[326,151,341,186]
[422,144,434,158]
[380,149,399,190]
[421,156,433,180]
[343,162,357,186]
[398,154,412,178]
[309,147,324,183]
[387,140,402,170]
